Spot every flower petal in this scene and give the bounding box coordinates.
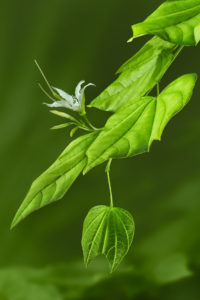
[43,100,72,109]
[82,83,96,93]
[75,80,85,99]
[52,87,74,105]
[78,83,96,103]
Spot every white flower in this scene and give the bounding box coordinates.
[44,80,95,112]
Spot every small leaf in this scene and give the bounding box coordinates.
[149,73,197,145]
[51,123,74,130]
[70,126,79,137]
[89,37,177,112]
[50,110,79,122]
[130,0,200,46]
[11,131,98,228]
[81,205,135,272]
[84,74,197,173]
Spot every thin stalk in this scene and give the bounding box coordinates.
[148,45,184,98]
[105,159,113,207]
[35,60,55,95]
[78,126,93,132]
[37,82,56,102]
[158,45,184,82]
[81,113,100,131]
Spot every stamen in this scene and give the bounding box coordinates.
[37,82,56,102]
[35,60,55,96]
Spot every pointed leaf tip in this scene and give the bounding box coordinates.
[11,132,99,229]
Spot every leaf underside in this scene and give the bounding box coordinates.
[130,0,200,46]
[84,74,197,173]
[11,132,98,228]
[81,205,135,272]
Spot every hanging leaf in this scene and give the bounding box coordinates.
[81,205,135,272]
[84,74,197,173]
[129,0,200,46]
[11,132,98,229]
[89,37,178,112]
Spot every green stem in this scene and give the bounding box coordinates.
[106,159,113,207]
[81,113,100,131]
[78,126,93,132]
[148,45,184,98]
[37,82,56,102]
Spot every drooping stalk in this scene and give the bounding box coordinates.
[106,159,113,207]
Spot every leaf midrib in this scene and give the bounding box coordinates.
[85,209,108,265]
[13,154,86,226]
[86,99,155,169]
[115,210,132,248]
[82,209,106,242]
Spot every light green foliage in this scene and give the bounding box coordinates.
[11,132,98,228]
[130,0,200,46]
[50,110,79,122]
[81,205,134,272]
[85,74,196,173]
[51,123,74,130]
[11,0,200,272]
[149,73,197,144]
[89,37,177,112]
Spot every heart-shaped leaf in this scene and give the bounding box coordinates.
[81,205,135,272]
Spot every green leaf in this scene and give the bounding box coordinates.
[70,126,79,137]
[50,110,79,122]
[89,37,178,112]
[51,123,74,130]
[84,74,197,173]
[11,131,98,229]
[129,0,200,46]
[149,73,197,145]
[81,205,135,272]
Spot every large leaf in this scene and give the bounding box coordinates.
[89,37,178,112]
[81,205,135,272]
[84,74,197,173]
[129,0,200,46]
[11,132,98,229]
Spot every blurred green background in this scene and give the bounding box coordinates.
[1,0,200,299]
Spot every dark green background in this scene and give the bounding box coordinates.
[1,0,200,299]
